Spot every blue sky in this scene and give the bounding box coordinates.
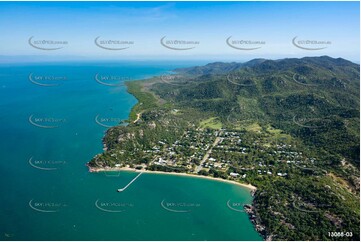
[0,1,359,62]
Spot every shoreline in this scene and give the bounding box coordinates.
[88,74,263,238]
[87,165,257,191]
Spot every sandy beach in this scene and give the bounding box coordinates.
[87,165,257,191]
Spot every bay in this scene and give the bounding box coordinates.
[0,61,262,241]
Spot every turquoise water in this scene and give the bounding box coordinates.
[0,61,261,241]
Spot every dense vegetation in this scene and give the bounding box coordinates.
[89,56,360,241]
[159,56,360,166]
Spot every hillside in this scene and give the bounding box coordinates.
[89,56,360,241]
[153,56,360,165]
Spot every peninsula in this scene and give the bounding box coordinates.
[88,56,360,241]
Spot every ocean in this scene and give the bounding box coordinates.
[0,61,262,241]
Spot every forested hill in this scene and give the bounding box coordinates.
[90,56,360,240]
[175,56,358,77]
[153,56,360,165]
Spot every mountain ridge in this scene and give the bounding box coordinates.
[90,56,360,241]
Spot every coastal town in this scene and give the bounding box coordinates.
[88,55,360,240]
[89,118,319,184]
[88,113,325,240]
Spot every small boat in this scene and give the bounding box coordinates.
[117,188,124,192]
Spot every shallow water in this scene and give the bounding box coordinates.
[0,61,262,241]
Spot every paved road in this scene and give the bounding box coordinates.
[195,135,223,173]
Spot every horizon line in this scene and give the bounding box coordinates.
[0,55,359,65]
